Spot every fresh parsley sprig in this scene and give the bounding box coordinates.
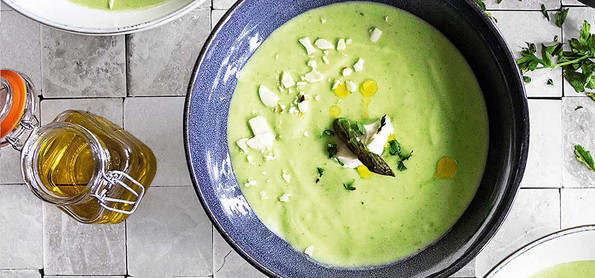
[575,145,595,172]
[518,20,595,100]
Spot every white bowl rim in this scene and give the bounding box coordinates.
[485,224,595,277]
[2,0,205,36]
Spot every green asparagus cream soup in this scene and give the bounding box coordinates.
[228,2,489,266]
[69,0,166,10]
[531,261,595,278]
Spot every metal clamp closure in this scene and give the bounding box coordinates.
[91,170,146,215]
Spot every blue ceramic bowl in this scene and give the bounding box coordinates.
[184,0,529,277]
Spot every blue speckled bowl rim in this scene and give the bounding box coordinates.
[184,0,529,276]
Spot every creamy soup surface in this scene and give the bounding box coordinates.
[531,260,595,278]
[227,2,489,266]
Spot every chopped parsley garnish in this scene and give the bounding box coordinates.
[343,180,356,191]
[474,0,497,22]
[315,167,325,183]
[555,8,569,28]
[327,143,338,158]
[517,21,595,100]
[322,129,335,136]
[317,167,325,177]
[387,139,413,171]
[377,115,387,133]
[547,78,554,85]
[541,4,550,21]
[397,161,407,172]
[523,76,532,83]
[554,35,559,42]
[353,122,366,136]
[575,145,595,172]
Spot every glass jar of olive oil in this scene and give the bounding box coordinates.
[1,69,157,224]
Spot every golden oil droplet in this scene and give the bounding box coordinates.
[329,105,341,118]
[333,83,350,98]
[357,165,373,179]
[435,157,457,179]
[360,79,378,119]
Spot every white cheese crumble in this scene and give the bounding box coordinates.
[261,171,268,176]
[320,17,327,24]
[314,39,334,50]
[314,95,320,101]
[370,27,383,43]
[279,193,291,202]
[304,245,314,256]
[303,131,309,137]
[299,37,317,55]
[323,50,329,56]
[346,81,357,92]
[342,67,353,77]
[385,16,389,21]
[307,60,317,68]
[249,116,272,135]
[337,39,346,51]
[236,138,249,153]
[246,155,254,164]
[305,70,324,83]
[247,133,275,150]
[260,191,269,200]
[298,100,310,113]
[281,71,295,88]
[346,38,353,45]
[244,180,257,187]
[296,81,307,87]
[282,170,291,183]
[258,85,279,108]
[322,56,330,64]
[353,58,365,72]
[332,80,342,90]
[288,106,299,115]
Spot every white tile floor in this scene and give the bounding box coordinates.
[0,1,594,278]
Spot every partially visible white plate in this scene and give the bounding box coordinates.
[486,225,595,278]
[3,0,205,35]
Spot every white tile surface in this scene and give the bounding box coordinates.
[127,9,210,96]
[0,185,42,269]
[124,97,190,186]
[45,276,124,278]
[521,100,563,188]
[562,97,595,188]
[212,9,228,29]
[0,270,40,278]
[127,187,212,277]
[213,227,266,278]
[43,204,126,276]
[561,189,595,228]
[213,0,235,9]
[485,0,561,10]
[491,11,562,98]
[40,98,123,126]
[41,27,126,98]
[475,189,560,277]
[563,0,587,6]
[0,11,42,88]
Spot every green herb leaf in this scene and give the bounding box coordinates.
[541,4,550,21]
[317,167,325,177]
[397,161,407,172]
[523,76,532,83]
[388,139,401,156]
[353,122,366,136]
[588,93,595,101]
[327,143,338,158]
[400,150,413,161]
[343,180,356,191]
[555,8,569,28]
[474,0,486,11]
[547,79,554,85]
[575,145,595,172]
[322,129,335,136]
[554,35,559,42]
